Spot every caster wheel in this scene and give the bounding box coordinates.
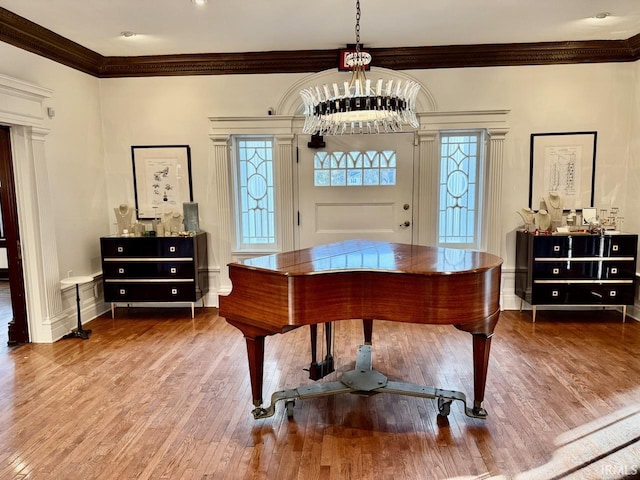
[437,397,451,417]
[285,400,295,417]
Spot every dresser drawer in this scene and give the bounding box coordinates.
[532,234,638,259]
[532,236,598,258]
[104,281,197,302]
[600,261,637,279]
[101,237,194,258]
[532,283,635,305]
[532,260,636,280]
[532,261,598,279]
[601,235,638,257]
[103,261,195,279]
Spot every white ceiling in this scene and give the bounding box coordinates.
[1,0,639,57]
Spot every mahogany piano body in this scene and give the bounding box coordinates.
[219,239,502,417]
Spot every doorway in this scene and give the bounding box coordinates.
[0,126,29,345]
[296,132,416,249]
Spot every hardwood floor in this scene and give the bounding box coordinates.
[0,307,638,479]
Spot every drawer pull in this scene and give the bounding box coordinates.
[611,267,618,275]
[553,245,560,252]
[609,290,617,297]
[612,245,619,252]
[551,290,559,297]
[118,267,125,274]
[552,268,559,275]
[170,267,177,274]
[171,288,178,295]
[117,246,124,253]
[169,246,176,253]
[119,288,126,295]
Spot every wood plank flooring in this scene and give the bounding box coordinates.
[0,307,638,479]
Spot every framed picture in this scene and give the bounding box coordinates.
[528,131,597,210]
[131,145,193,220]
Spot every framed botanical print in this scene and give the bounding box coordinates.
[529,132,597,210]
[131,145,193,219]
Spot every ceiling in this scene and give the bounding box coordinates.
[0,0,639,57]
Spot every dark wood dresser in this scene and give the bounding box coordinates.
[515,230,637,321]
[100,232,208,318]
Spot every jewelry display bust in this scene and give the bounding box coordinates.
[535,209,551,232]
[114,204,133,235]
[542,192,564,224]
[163,211,184,235]
[517,207,535,230]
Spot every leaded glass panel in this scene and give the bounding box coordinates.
[236,138,275,246]
[438,133,482,247]
[313,150,397,187]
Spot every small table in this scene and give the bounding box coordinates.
[61,276,93,340]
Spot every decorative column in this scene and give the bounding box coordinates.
[31,128,64,326]
[10,126,64,341]
[485,128,509,256]
[274,134,295,252]
[209,134,233,294]
[416,130,439,246]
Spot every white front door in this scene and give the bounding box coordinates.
[296,133,416,249]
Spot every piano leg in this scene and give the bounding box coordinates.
[470,333,493,417]
[363,318,373,345]
[227,321,286,418]
[454,311,499,417]
[244,335,265,409]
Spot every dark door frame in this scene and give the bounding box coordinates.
[0,126,29,345]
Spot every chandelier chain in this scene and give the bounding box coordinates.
[355,0,361,52]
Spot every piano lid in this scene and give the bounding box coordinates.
[232,239,502,277]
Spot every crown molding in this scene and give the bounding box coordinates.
[628,32,640,57]
[0,8,102,75]
[98,49,339,78]
[372,39,638,70]
[1,7,640,79]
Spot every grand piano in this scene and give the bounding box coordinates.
[219,239,502,420]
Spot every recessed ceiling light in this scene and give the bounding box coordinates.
[593,12,611,19]
[191,0,208,5]
[121,31,136,38]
